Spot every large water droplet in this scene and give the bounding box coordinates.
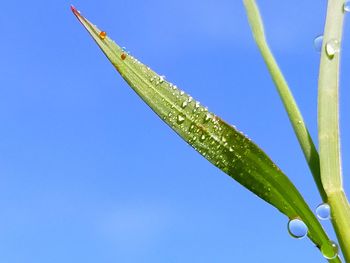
[288,218,308,239]
[344,1,350,12]
[316,203,331,220]
[325,39,340,59]
[99,31,107,40]
[321,241,339,259]
[314,35,323,52]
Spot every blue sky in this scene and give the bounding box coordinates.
[0,0,350,262]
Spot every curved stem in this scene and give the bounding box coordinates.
[243,0,326,201]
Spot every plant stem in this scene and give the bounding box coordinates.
[328,191,350,261]
[243,0,326,201]
[318,0,350,260]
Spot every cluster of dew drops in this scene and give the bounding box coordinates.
[97,29,230,150]
[288,203,338,259]
[96,28,238,165]
[95,8,350,259]
[313,2,350,58]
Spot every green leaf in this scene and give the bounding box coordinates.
[71,6,341,262]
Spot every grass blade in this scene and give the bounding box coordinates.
[71,6,341,261]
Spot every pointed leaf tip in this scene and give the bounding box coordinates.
[70,5,80,16]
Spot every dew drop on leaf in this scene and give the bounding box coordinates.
[287,218,308,239]
[344,1,350,12]
[204,113,212,123]
[321,241,339,259]
[181,101,188,109]
[99,31,107,40]
[316,203,331,220]
[159,76,165,83]
[325,39,340,59]
[177,114,185,124]
[314,35,323,52]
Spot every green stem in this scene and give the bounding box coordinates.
[328,191,350,261]
[318,0,350,260]
[243,0,326,201]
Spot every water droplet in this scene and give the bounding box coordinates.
[181,101,188,108]
[200,134,206,141]
[325,39,340,59]
[177,114,185,124]
[121,53,127,60]
[314,35,323,52]
[204,113,212,122]
[343,1,350,12]
[316,203,331,220]
[288,218,308,239]
[99,31,107,40]
[159,75,166,83]
[321,241,338,259]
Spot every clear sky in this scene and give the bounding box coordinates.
[1,0,350,262]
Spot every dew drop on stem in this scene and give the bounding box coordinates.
[325,39,340,59]
[316,203,331,220]
[314,35,323,52]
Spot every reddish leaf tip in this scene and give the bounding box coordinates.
[70,5,80,16]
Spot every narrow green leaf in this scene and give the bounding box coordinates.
[71,6,341,262]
